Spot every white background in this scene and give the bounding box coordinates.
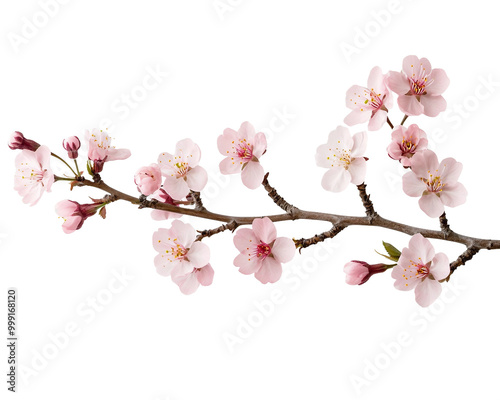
[1,1,500,399]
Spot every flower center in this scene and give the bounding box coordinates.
[401,138,416,155]
[255,242,272,259]
[407,64,434,96]
[364,89,384,110]
[421,173,445,193]
[236,140,253,161]
[174,161,190,177]
[166,242,188,260]
[402,258,431,286]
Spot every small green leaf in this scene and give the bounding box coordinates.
[382,241,401,259]
[375,250,399,262]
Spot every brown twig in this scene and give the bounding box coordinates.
[190,191,206,212]
[357,183,377,222]
[446,246,480,280]
[262,173,299,218]
[196,220,239,241]
[439,212,452,237]
[294,225,345,251]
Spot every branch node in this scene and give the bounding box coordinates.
[189,191,206,212]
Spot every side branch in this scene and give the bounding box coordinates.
[294,225,345,251]
[196,221,239,241]
[447,246,480,280]
[357,183,377,221]
[439,212,452,237]
[262,173,299,218]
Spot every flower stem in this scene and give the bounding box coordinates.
[400,114,409,126]
[51,153,78,177]
[74,159,81,177]
[386,117,394,129]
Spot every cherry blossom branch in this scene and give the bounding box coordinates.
[190,191,206,212]
[63,175,500,256]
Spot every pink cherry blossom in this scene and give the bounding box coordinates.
[172,263,214,295]
[344,66,393,131]
[8,131,40,151]
[150,188,181,221]
[86,128,131,173]
[391,233,450,307]
[344,261,389,285]
[402,150,467,218]
[134,163,162,195]
[55,200,102,234]
[233,217,295,284]
[315,126,367,192]
[387,55,449,117]
[217,121,267,189]
[387,124,428,167]
[62,136,81,159]
[158,139,208,200]
[153,220,210,279]
[14,145,54,206]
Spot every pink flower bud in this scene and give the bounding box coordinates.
[62,136,81,159]
[8,131,41,151]
[344,261,389,285]
[134,164,162,196]
[55,200,102,234]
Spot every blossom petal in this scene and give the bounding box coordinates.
[402,171,426,197]
[367,110,387,131]
[238,121,255,140]
[234,228,258,252]
[241,161,264,189]
[106,148,131,161]
[187,242,210,269]
[163,176,190,200]
[219,157,242,174]
[410,150,439,179]
[348,158,366,185]
[254,257,282,284]
[344,109,371,126]
[438,158,462,183]
[408,233,435,265]
[402,55,422,77]
[252,217,277,244]
[420,95,447,117]
[415,278,442,307]
[171,220,196,248]
[253,132,267,159]
[367,66,384,90]
[426,69,450,95]
[172,273,200,295]
[234,253,261,275]
[271,237,295,263]
[418,194,444,218]
[440,182,467,207]
[430,252,450,281]
[321,167,350,193]
[197,264,214,286]
[175,138,201,166]
[345,85,370,111]
[217,130,237,155]
[186,166,208,192]
[351,131,367,158]
[397,95,424,116]
[387,71,410,95]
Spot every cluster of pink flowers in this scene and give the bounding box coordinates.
[8,55,469,307]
